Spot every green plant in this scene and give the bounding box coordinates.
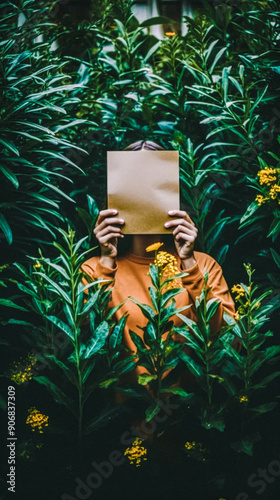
[224,263,280,403]
[4,228,133,450]
[175,274,233,432]
[127,245,192,422]
[221,263,280,454]
[178,138,235,264]
[0,2,91,253]
[240,155,280,242]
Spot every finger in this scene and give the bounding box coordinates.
[168,210,195,226]
[99,233,124,245]
[97,225,123,239]
[165,218,197,231]
[96,209,118,224]
[174,232,195,243]
[94,217,124,233]
[172,225,197,238]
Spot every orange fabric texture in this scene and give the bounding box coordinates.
[81,250,235,356]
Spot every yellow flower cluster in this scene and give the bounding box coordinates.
[154,251,182,290]
[255,167,280,206]
[184,441,207,461]
[239,395,249,403]
[124,437,147,467]
[269,184,280,200]
[231,284,245,300]
[255,194,269,206]
[257,167,277,185]
[10,354,37,385]
[26,407,49,433]
[185,441,197,450]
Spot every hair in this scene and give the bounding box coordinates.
[124,140,164,151]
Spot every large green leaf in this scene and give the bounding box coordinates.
[34,274,71,304]
[129,297,156,322]
[145,402,160,422]
[109,315,127,349]
[161,287,184,308]
[141,16,174,27]
[81,321,110,359]
[179,351,204,378]
[46,315,75,341]
[0,213,12,245]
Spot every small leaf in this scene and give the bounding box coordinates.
[109,315,127,349]
[0,299,27,311]
[138,373,157,386]
[240,202,259,225]
[160,387,191,398]
[206,298,221,322]
[270,248,280,269]
[149,265,160,289]
[143,321,157,344]
[0,214,12,245]
[99,378,118,389]
[231,433,261,456]
[0,166,19,188]
[145,402,160,422]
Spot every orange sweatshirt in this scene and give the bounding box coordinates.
[81,251,235,358]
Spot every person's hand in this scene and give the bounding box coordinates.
[94,209,124,266]
[164,210,198,269]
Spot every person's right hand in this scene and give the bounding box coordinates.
[93,209,124,262]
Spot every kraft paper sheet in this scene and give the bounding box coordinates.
[107,150,179,234]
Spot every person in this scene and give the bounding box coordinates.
[81,140,236,389]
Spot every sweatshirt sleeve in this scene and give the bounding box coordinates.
[180,255,235,333]
[80,256,117,291]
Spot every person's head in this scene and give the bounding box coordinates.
[124,140,164,151]
[122,139,175,251]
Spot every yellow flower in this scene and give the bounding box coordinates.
[257,167,277,185]
[239,395,249,403]
[145,242,164,252]
[184,441,208,461]
[255,194,268,206]
[26,407,49,433]
[124,437,147,467]
[10,353,37,385]
[269,184,280,200]
[231,284,245,300]
[185,441,196,450]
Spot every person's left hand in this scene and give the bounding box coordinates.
[165,210,198,263]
